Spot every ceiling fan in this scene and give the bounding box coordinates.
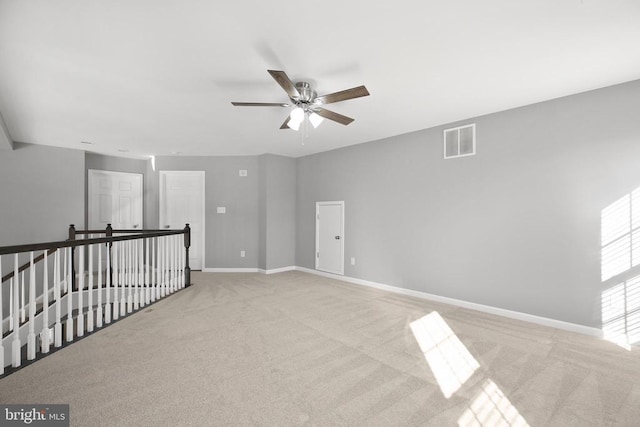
[231,70,370,131]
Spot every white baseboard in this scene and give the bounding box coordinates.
[259,266,297,275]
[294,266,603,338]
[202,266,297,275]
[202,268,260,273]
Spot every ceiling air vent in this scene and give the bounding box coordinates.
[444,123,475,159]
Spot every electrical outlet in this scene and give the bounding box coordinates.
[240,250,245,258]
[216,207,226,214]
[350,257,356,266]
[239,169,248,177]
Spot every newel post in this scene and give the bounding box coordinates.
[106,224,113,284]
[184,224,191,287]
[68,224,76,291]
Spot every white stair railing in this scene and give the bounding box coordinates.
[0,224,191,375]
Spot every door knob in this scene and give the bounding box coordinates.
[335,236,340,240]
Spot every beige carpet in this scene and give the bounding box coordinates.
[1,271,640,426]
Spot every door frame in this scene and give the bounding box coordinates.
[315,201,345,275]
[88,169,144,230]
[159,170,206,270]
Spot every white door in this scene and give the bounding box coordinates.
[159,171,205,271]
[88,170,143,230]
[316,201,345,275]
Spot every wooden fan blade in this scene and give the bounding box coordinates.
[267,70,300,99]
[279,117,292,130]
[314,85,369,105]
[231,102,290,107]
[313,108,355,125]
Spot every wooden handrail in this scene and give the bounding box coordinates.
[1,248,58,284]
[1,224,192,289]
[0,230,185,256]
[75,229,181,234]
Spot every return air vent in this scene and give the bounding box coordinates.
[444,123,476,159]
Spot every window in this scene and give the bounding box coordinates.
[444,123,475,159]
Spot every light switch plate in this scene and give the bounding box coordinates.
[216,207,226,214]
[239,169,248,177]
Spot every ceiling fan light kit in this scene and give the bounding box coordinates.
[231,69,369,131]
[308,112,324,128]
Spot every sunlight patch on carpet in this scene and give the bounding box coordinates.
[410,311,479,399]
[458,379,529,427]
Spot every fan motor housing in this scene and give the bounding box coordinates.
[294,82,316,103]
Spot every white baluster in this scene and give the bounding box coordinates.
[12,254,21,367]
[176,235,180,289]
[120,240,126,316]
[41,252,50,354]
[157,237,162,298]
[54,250,62,347]
[154,237,159,300]
[77,246,84,337]
[27,252,36,360]
[166,236,171,295]
[20,270,25,323]
[9,278,13,332]
[104,242,111,324]
[170,236,174,292]
[167,237,171,293]
[180,234,184,289]
[0,255,4,374]
[113,242,119,321]
[139,238,144,307]
[63,248,68,294]
[145,238,151,305]
[87,244,94,332]
[157,238,161,298]
[169,236,176,293]
[160,237,166,298]
[139,238,145,308]
[126,240,132,313]
[133,239,139,310]
[97,243,103,328]
[155,237,161,300]
[150,238,156,302]
[66,247,74,343]
[176,236,180,290]
[174,235,178,291]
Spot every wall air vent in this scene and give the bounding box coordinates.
[444,123,476,159]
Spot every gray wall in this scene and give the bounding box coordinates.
[149,156,260,269]
[296,80,640,328]
[262,154,296,270]
[0,143,84,246]
[258,156,267,270]
[85,152,296,271]
[4,80,639,330]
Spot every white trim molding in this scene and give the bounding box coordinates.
[197,265,602,338]
[258,266,297,275]
[202,268,260,273]
[202,266,296,274]
[294,266,602,338]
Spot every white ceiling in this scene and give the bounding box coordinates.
[0,1,639,159]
